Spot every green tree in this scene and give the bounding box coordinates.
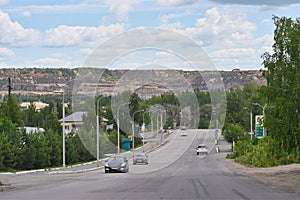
[45,130,62,167]
[262,16,300,153]
[223,123,246,143]
[4,95,23,126]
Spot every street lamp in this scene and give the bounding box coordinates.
[62,91,66,168]
[243,107,253,140]
[159,109,164,143]
[96,96,106,167]
[60,78,79,169]
[145,110,154,133]
[132,109,144,151]
[116,102,131,154]
[142,110,150,152]
[253,103,267,137]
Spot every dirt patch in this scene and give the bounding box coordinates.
[219,157,300,194]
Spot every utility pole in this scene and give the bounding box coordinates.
[8,78,12,96]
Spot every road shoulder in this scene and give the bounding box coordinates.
[218,156,300,195]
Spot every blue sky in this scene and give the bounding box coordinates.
[0,0,299,70]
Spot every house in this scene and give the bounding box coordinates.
[59,111,87,134]
[18,127,45,134]
[20,101,49,111]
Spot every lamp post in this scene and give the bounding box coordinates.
[142,111,149,152]
[253,103,267,137]
[62,91,66,169]
[132,109,144,151]
[146,110,154,133]
[243,107,253,140]
[117,102,131,154]
[61,79,75,169]
[159,109,164,143]
[96,96,105,167]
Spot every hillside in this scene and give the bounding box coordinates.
[0,68,266,97]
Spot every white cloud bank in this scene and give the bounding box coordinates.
[157,0,198,7]
[0,10,40,47]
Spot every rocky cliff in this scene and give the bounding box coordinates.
[0,68,266,97]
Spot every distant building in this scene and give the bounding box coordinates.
[18,127,45,134]
[20,101,49,112]
[59,111,87,134]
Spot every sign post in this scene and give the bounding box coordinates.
[214,130,219,144]
[255,115,264,139]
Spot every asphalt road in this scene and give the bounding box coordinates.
[1,129,299,200]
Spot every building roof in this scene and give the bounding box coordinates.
[60,111,87,122]
[18,127,45,134]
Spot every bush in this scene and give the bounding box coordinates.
[222,123,246,143]
[231,136,300,167]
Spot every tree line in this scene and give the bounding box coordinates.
[224,16,300,167]
[0,87,214,171]
[0,95,93,171]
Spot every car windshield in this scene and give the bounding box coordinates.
[135,154,146,158]
[109,156,125,162]
[198,145,206,148]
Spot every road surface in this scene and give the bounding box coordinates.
[1,129,299,200]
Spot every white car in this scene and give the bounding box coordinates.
[180,131,187,136]
[196,144,208,155]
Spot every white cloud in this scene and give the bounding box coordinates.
[22,11,31,17]
[0,47,15,58]
[209,48,260,69]
[262,18,271,24]
[34,57,72,67]
[210,48,256,58]
[0,0,9,6]
[160,22,183,30]
[159,7,273,69]
[209,0,300,6]
[157,0,198,7]
[256,34,274,55]
[0,10,40,47]
[165,7,257,48]
[5,3,105,15]
[105,0,140,21]
[78,48,93,56]
[43,24,125,47]
[160,10,192,24]
[0,61,9,67]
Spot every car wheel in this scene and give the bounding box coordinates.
[197,152,199,155]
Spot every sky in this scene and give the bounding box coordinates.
[0,0,299,71]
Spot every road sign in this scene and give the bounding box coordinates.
[255,115,264,139]
[214,130,219,140]
[255,115,264,126]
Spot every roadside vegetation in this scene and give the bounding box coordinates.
[0,95,94,172]
[0,85,215,171]
[224,16,300,167]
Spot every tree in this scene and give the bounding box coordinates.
[4,95,23,126]
[262,16,300,153]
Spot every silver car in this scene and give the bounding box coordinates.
[196,144,208,155]
[105,155,129,173]
[133,153,149,165]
